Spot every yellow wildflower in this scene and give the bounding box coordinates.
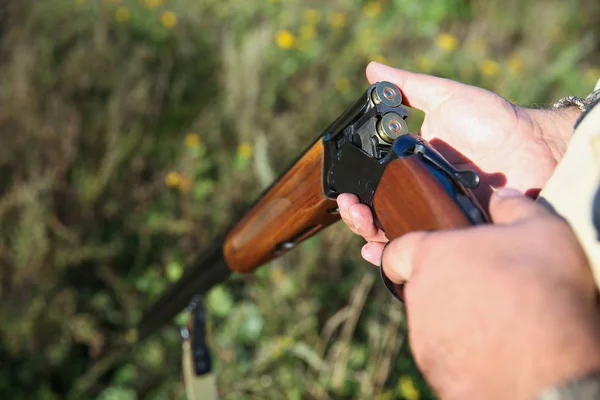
[184,133,201,148]
[416,55,432,71]
[303,8,321,24]
[371,55,388,65]
[435,32,459,52]
[143,0,163,8]
[507,56,524,75]
[397,375,420,400]
[237,143,254,159]
[299,25,316,41]
[328,11,348,29]
[335,77,350,93]
[275,30,295,49]
[165,171,181,188]
[480,59,499,76]
[364,2,382,18]
[160,10,177,28]
[114,6,130,22]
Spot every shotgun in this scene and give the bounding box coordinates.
[138,80,487,340]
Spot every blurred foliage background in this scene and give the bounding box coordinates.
[0,0,599,399]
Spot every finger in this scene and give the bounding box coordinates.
[380,231,429,284]
[348,203,388,243]
[366,62,464,113]
[489,187,551,224]
[337,193,360,211]
[337,193,360,232]
[361,241,386,265]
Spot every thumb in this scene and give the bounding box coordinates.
[489,187,550,224]
[366,61,466,113]
[380,231,429,284]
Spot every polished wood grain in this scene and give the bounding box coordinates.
[373,156,471,240]
[223,140,339,273]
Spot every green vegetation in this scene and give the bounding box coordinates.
[0,0,598,398]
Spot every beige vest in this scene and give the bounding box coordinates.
[540,83,600,288]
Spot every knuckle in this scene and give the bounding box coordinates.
[402,231,433,268]
[360,223,377,237]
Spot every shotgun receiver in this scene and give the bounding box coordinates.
[138,81,487,340]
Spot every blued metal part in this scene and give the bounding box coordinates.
[138,242,230,341]
[411,141,480,189]
[332,142,387,208]
[323,82,409,197]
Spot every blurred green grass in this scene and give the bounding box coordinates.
[0,0,598,399]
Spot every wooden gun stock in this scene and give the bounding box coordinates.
[373,156,472,240]
[223,140,339,273]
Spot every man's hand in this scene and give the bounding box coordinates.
[379,189,600,400]
[337,62,581,261]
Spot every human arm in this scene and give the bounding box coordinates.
[379,189,600,400]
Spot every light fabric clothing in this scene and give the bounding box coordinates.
[540,80,600,289]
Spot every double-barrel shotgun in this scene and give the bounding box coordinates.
[137,82,488,395]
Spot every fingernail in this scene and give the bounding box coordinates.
[494,187,523,198]
[361,244,379,266]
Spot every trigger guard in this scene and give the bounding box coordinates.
[379,242,405,303]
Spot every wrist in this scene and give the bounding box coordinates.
[524,107,581,162]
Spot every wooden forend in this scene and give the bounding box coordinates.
[373,156,471,240]
[223,140,339,273]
